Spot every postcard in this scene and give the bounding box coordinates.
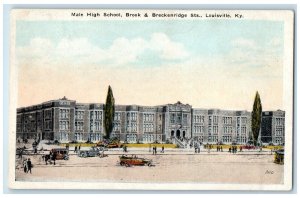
[8,9,294,190]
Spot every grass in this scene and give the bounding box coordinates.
[59,143,283,150]
[123,143,177,148]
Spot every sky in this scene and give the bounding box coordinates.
[15,19,284,111]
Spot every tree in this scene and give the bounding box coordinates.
[104,85,115,139]
[251,91,262,146]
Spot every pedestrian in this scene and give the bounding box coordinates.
[229,147,231,153]
[198,147,200,153]
[52,152,56,165]
[18,148,23,159]
[79,145,81,151]
[26,158,32,174]
[74,146,77,153]
[161,145,164,153]
[221,146,223,152]
[195,146,197,153]
[23,159,27,173]
[240,146,242,152]
[153,146,155,155]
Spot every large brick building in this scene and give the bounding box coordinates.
[16,97,285,145]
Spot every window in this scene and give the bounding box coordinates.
[171,113,175,124]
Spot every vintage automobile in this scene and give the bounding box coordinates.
[274,149,284,165]
[119,155,152,167]
[50,148,69,160]
[78,146,101,158]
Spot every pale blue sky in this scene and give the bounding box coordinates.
[16,19,285,110]
[16,20,283,58]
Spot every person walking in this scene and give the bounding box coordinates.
[23,159,27,173]
[161,145,164,153]
[26,158,32,174]
[152,146,155,155]
[74,146,78,153]
[79,145,81,151]
[52,152,57,165]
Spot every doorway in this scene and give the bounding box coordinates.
[171,130,174,137]
[176,130,180,137]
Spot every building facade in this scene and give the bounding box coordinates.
[16,97,285,145]
[261,110,285,145]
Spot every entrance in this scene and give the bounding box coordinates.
[176,130,180,138]
[171,130,174,137]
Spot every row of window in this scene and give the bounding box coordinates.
[126,123,138,132]
[194,126,205,133]
[222,136,232,142]
[143,134,155,143]
[89,133,102,141]
[275,118,285,126]
[59,109,70,119]
[208,116,218,125]
[236,136,247,143]
[143,124,154,132]
[114,113,121,121]
[223,126,233,134]
[274,137,284,144]
[90,121,102,131]
[275,127,284,136]
[223,117,233,124]
[144,113,155,122]
[237,117,247,125]
[90,111,102,120]
[126,134,137,143]
[193,115,205,123]
[113,123,121,131]
[59,132,69,141]
[127,112,137,121]
[237,126,247,134]
[74,133,84,141]
[59,121,70,130]
[208,126,219,134]
[75,121,84,131]
[75,111,84,119]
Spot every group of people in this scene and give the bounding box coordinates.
[151,145,165,154]
[74,145,81,153]
[194,146,200,153]
[152,146,157,155]
[229,146,239,153]
[216,146,223,152]
[22,158,32,174]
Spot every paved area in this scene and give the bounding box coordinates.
[15,147,283,184]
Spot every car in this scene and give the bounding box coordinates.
[119,155,152,167]
[50,148,69,160]
[78,147,100,158]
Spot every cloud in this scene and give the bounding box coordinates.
[17,33,190,67]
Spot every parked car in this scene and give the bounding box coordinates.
[274,149,284,165]
[78,147,100,158]
[50,148,69,160]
